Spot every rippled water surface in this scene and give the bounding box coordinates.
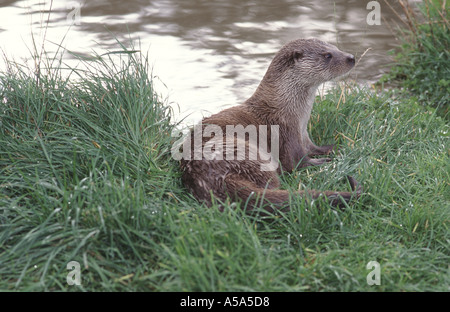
[0,0,406,124]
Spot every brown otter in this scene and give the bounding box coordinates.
[179,38,362,212]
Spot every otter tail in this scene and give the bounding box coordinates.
[224,175,362,213]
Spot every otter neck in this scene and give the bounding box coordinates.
[245,80,319,128]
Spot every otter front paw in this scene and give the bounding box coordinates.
[309,144,335,156]
[300,157,332,167]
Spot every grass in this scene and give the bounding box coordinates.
[380,0,449,118]
[0,2,449,292]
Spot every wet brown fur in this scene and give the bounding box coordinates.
[180,38,362,212]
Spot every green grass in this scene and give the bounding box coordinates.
[380,0,449,118]
[1,6,449,291]
[0,43,183,290]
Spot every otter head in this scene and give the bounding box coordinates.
[269,38,355,88]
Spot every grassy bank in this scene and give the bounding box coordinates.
[1,3,449,292]
[0,46,183,290]
[380,0,449,117]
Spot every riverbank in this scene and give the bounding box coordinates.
[0,1,448,291]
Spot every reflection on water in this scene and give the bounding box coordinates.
[0,0,404,124]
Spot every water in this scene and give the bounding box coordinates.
[0,0,405,124]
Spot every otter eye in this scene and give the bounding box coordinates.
[324,53,333,59]
[294,51,303,62]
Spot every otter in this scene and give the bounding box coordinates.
[179,38,362,212]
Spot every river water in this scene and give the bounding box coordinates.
[0,0,407,124]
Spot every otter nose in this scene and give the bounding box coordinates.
[347,55,355,65]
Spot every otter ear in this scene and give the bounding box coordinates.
[293,51,303,63]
